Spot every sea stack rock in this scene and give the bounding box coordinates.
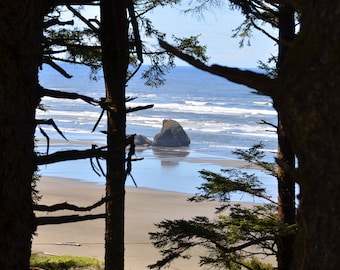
[134,134,153,146]
[153,119,190,147]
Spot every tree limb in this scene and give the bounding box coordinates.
[36,213,106,226]
[44,18,74,29]
[250,18,279,43]
[34,196,107,212]
[36,147,107,165]
[66,4,100,33]
[126,104,154,113]
[159,39,275,96]
[127,0,143,62]
[41,87,99,105]
[42,58,73,78]
[50,0,99,7]
[36,118,69,141]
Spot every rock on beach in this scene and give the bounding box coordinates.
[152,119,190,147]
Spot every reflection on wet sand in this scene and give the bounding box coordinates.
[152,147,190,166]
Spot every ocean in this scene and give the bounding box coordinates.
[36,63,278,202]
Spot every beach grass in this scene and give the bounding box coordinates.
[30,253,104,269]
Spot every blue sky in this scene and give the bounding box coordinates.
[79,3,278,68]
[144,5,277,68]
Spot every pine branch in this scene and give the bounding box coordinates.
[159,39,275,96]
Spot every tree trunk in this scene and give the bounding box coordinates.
[100,1,129,270]
[276,4,296,270]
[275,1,340,268]
[0,1,44,268]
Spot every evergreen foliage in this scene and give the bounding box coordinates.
[149,144,296,269]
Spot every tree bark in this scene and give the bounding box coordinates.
[0,1,44,268]
[100,1,129,269]
[275,1,340,268]
[276,4,296,270]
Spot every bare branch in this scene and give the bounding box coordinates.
[36,213,105,226]
[36,118,69,141]
[34,196,107,212]
[159,39,275,96]
[66,4,99,33]
[127,0,143,62]
[42,58,73,78]
[38,127,50,154]
[41,87,99,105]
[126,104,154,113]
[36,147,107,165]
[250,18,279,43]
[50,0,99,7]
[258,119,278,129]
[44,18,74,29]
[91,108,105,132]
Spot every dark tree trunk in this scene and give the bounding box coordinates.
[276,4,296,270]
[275,1,340,268]
[0,1,44,268]
[100,1,129,270]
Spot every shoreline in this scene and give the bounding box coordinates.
[33,176,272,269]
[37,141,274,199]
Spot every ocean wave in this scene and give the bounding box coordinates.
[127,101,277,116]
[36,109,102,120]
[253,101,273,106]
[184,100,209,106]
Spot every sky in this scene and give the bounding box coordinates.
[79,3,278,68]
[144,5,278,68]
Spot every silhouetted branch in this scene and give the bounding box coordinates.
[92,109,105,132]
[41,88,99,105]
[66,4,99,33]
[51,0,99,7]
[34,196,107,212]
[126,104,154,113]
[127,0,143,62]
[44,18,74,29]
[37,213,106,226]
[258,119,278,129]
[42,58,73,78]
[250,18,279,43]
[36,147,107,165]
[36,118,68,141]
[159,39,275,96]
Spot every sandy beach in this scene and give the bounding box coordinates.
[32,176,225,269]
[32,176,275,269]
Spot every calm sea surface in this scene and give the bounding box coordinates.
[37,63,278,202]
